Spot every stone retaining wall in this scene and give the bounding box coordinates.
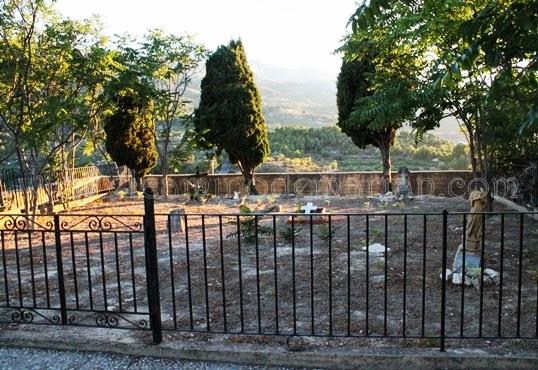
[143,171,476,197]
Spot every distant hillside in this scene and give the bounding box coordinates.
[186,61,466,142]
[185,61,338,127]
[257,79,337,126]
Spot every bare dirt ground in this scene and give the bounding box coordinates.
[1,194,537,351]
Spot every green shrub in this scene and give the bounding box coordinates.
[226,204,273,243]
[279,224,302,243]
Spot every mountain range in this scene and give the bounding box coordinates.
[185,60,466,143]
[185,60,338,126]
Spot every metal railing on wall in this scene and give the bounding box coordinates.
[0,165,119,212]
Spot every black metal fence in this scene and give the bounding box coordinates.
[0,191,537,351]
[0,212,152,330]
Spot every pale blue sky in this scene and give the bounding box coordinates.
[55,0,358,79]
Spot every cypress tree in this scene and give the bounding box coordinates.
[104,84,158,190]
[194,39,269,194]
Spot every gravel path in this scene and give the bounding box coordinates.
[0,347,291,370]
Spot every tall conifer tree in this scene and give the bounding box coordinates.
[194,40,269,194]
[104,81,158,190]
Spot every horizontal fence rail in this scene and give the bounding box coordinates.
[0,195,537,350]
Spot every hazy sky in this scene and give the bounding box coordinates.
[55,0,358,80]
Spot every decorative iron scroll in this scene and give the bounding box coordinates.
[59,215,143,232]
[0,215,54,231]
[0,307,61,324]
[67,311,149,329]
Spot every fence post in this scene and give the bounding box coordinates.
[143,188,162,344]
[53,214,68,325]
[0,179,4,210]
[440,209,448,352]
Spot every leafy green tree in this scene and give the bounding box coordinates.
[436,0,538,181]
[0,0,114,215]
[336,57,400,191]
[450,0,538,132]
[117,31,207,194]
[345,0,537,187]
[104,80,158,190]
[194,40,269,194]
[480,94,538,177]
[339,0,428,191]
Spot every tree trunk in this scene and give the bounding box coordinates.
[209,157,215,174]
[161,150,169,197]
[484,153,494,211]
[131,168,143,192]
[237,161,257,195]
[379,142,392,193]
[163,174,169,197]
[242,169,257,195]
[475,105,494,210]
[158,156,169,197]
[16,149,30,218]
[468,130,478,178]
[30,178,40,226]
[476,134,485,178]
[135,176,143,192]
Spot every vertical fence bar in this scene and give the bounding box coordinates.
[1,231,9,306]
[201,215,210,331]
[167,216,178,329]
[0,177,4,210]
[14,234,22,307]
[272,215,279,334]
[125,233,136,312]
[113,233,122,313]
[254,215,261,334]
[517,213,524,338]
[328,215,333,336]
[236,215,244,333]
[27,230,36,307]
[421,214,427,337]
[54,214,68,325]
[383,214,388,336]
[85,232,94,311]
[143,188,162,344]
[70,232,79,310]
[498,214,504,337]
[440,210,448,352]
[478,213,486,337]
[460,214,467,337]
[292,214,296,335]
[185,215,193,330]
[98,232,107,310]
[347,215,351,336]
[219,215,227,332]
[41,232,50,308]
[310,214,314,335]
[365,214,369,336]
[403,214,407,337]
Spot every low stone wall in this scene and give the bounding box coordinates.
[143,171,476,197]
